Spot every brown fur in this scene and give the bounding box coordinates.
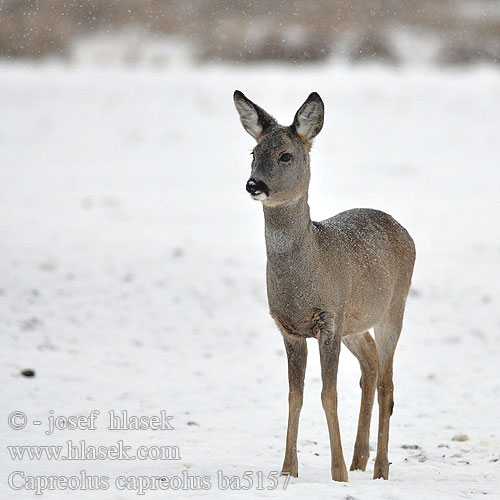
[234,90,415,481]
[271,308,331,339]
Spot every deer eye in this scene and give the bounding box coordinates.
[279,153,291,162]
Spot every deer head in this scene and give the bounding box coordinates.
[234,90,324,207]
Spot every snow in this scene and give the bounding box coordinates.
[1,58,499,499]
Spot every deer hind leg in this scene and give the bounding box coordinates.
[281,334,307,477]
[342,331,378,472]
[373,300,406,480]
[319,325,348,482]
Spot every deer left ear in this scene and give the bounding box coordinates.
[292,92,324,142]
[233,90,276,141]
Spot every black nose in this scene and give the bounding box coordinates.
[246,178,269,196]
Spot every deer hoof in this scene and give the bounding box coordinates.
[350,461,367,472]
[331,464,348,482]
[281,459,298,478]
[373,459,389,480]
[350,450,369,471]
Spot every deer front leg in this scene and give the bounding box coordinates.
[319,326,348,482]
[281,334,307,477]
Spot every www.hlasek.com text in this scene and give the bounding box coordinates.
[8,439,180,461]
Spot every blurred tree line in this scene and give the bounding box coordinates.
[0,0,499,65]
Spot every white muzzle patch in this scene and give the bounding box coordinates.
[251,192,268,201]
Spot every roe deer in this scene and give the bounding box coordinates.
[233,90,415,481]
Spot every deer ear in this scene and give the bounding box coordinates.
[292,92,324,142]
[233,90,276,140]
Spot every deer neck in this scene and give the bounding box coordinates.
[262,195,314,261]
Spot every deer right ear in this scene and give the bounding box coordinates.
[292,92,324,142]
[233,90,276,140]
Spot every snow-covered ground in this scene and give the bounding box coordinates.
[1,59,499,499]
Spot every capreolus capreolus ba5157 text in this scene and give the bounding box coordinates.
[233,90,415,481]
